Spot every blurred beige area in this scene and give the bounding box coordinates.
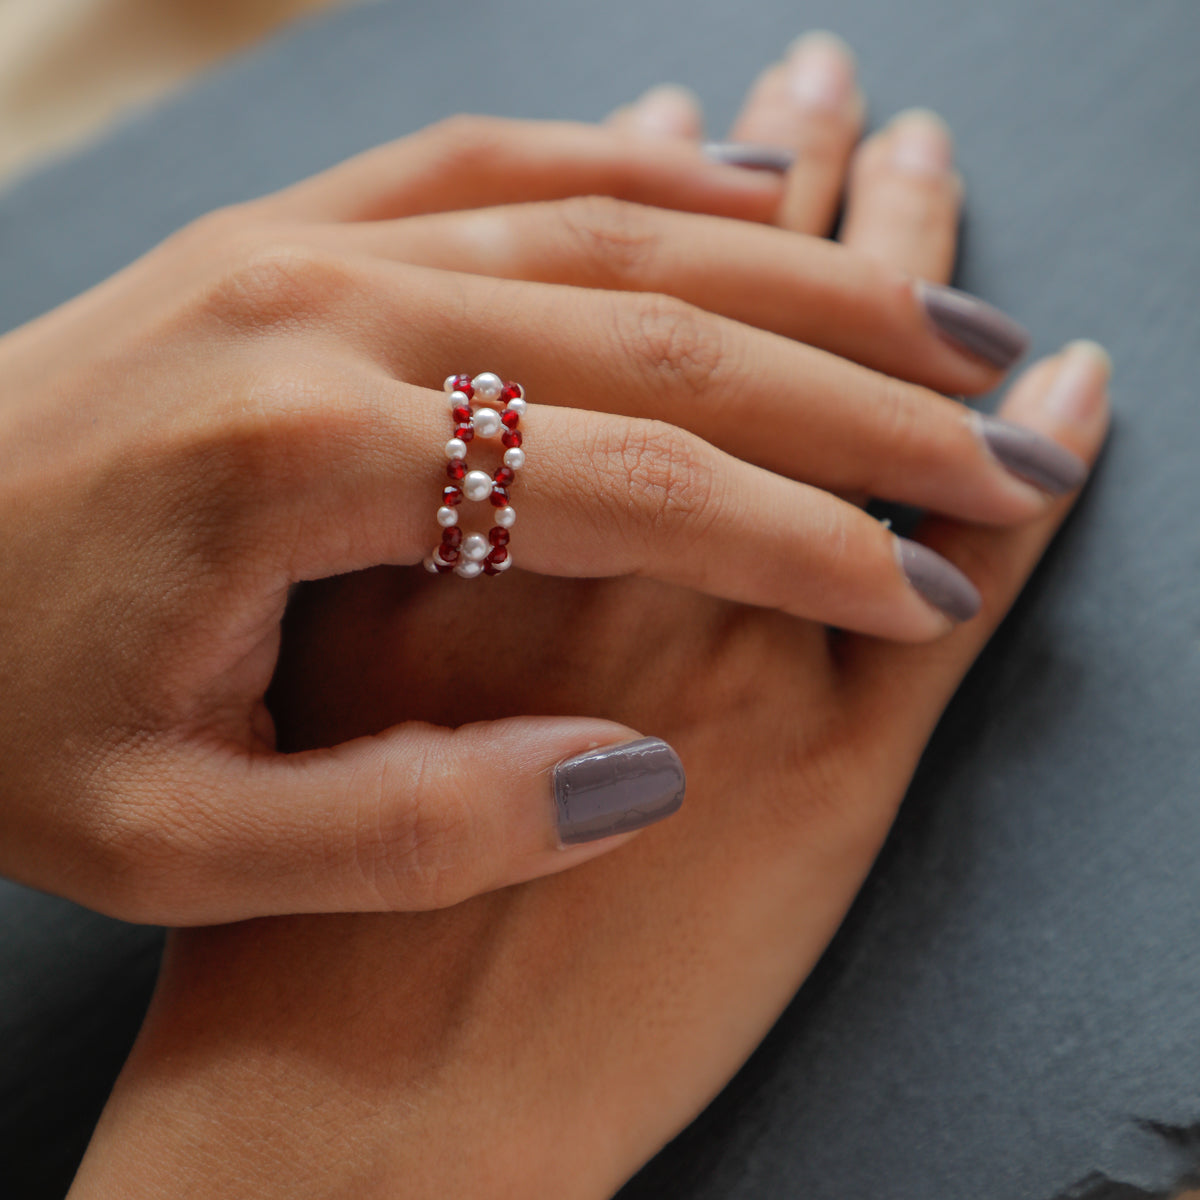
[0,0,355,185]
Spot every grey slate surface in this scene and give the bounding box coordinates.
[1,1,1197,1196]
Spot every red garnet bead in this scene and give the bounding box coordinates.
[446,460,466,481]
[501,410,520,430]
[493,466,515,487]
[486,545,509,565]
[451,404,472,425]
[438,544,461,563]
[501,429,523,449]
[442,486,463,506]
[451,374,474,398]
[441,526,463,548]
[454,424,474,442]
[500,382,523,403]
[435,560,455,574]
[488,526,510,547]
[490,486,509,507]
[483,561,501,576]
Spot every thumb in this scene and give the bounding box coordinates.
[162,719,685,924]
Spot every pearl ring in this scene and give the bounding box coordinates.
[424,372,526,579]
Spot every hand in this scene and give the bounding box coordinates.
[0,92,1069,927]
[70,38,1112,1200]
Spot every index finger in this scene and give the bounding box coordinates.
[256,116,783,224]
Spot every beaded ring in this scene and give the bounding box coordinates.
[423,372,526,579]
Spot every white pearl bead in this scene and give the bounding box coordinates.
[437,506,458,528]
[423,556,439,573]
[463,470,492,502]
[448,389,470,411]
[443,375,458,393]
[504,396,527,417]
[472,372,504,403]
[455,560,483,579]
[472,407,502,438]
[503,447,525,470]
[462,532,489,562]
[494,505,516,529]
[445,438,467,460]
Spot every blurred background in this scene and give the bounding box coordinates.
[0,0,352,183]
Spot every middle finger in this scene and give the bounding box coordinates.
[339,259,1086,526]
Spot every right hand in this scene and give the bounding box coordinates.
[0,110,1068,926]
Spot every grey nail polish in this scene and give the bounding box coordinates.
[554,737,685,846]
[895,538,981,623]
[703,142,795,173]
[976,413,1088,494]
[915,281,1030,369]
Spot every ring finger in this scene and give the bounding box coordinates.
[275,364,976,644]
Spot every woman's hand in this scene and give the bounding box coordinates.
[0,85,1075,928]
[69,38,1112,1200]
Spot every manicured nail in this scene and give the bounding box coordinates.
[974,413,1088,494]
[786,31,858,112]
[895,538,981,623]
[628,84,702,138]
[889,108,954,174]
[703,142,795,173]
[914,280,1030,369]
[1044,339,1112,423]
[554,737,685,846]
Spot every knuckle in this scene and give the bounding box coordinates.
[163,202,262,261]
[555,195,661,284]
[617,292,725,398]
[199,242,360,336]
[872,375,930,462]
[420,113,507,172]
[350,739,476,911]
[591,417,720,548]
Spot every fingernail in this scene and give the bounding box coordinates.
[889,108,954,174]
[554,737,685,846]
[786,31,858,112]
[974,413,1088,494]
[628,84,702,138]
[895,538,981,624]
[1044,339,1112,424]
[703,142,795,173]
[915,280,1030,370]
